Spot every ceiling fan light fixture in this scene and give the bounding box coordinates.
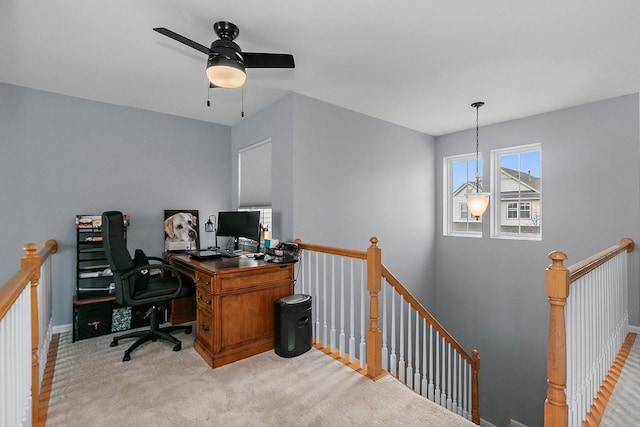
[206,57,246,89]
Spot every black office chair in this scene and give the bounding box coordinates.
[101,211,193,361]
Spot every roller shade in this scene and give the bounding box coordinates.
[239,139,272,208]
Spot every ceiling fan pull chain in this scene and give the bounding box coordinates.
[207,85,211,107]
[241,86,245,118]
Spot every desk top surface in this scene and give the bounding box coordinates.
[170,253,293,275]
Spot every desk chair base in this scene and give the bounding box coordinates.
[110,305,192,362]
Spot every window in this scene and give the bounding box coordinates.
[239,139,271,209]
[460,203,469,220]
[443,153,484,236]
[491,144,541,240]
[240,207,272,235]
[238,139,273,245]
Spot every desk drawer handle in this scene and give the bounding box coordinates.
[196,295,211,305]
[201,324,210,332]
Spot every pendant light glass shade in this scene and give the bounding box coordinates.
[466,101,489,219]
[466,192,490,218]
[206,57,246,88]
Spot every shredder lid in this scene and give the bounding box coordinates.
[279,294,311,305]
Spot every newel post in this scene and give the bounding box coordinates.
[21,243,41,426]
[471,350,480,424]
[544,251,570,427]
[366,237,383,379]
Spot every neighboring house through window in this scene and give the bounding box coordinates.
[491,144,542,240]
[443,153,484,237]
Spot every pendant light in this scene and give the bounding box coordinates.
[465,102,490,219]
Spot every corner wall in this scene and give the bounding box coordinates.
[0,83,232,327]
[231,92,438,306]
[291,94,437,305]
[434,93,640,426]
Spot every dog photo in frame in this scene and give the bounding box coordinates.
[164,209,200,251]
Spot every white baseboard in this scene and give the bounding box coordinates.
[53,323,72,334]
[480,417,527,427]
[480,419,498,427]
[629,324,640,334]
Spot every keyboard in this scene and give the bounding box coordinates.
[217,249,239,258]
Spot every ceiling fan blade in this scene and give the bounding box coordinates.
[243,53,295,68]
[153,28,210,55]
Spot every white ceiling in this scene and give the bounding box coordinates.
[2,1,639,136]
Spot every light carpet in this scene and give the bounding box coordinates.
[600,336,640,426]
[46,327,475,426]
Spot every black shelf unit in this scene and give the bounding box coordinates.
[76,225,117,300]
[72,215,154,341]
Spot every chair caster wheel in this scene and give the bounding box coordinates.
[110,339,118,347]
[123,353,131,362]
[185,326,192,334]
[173,343,181,352]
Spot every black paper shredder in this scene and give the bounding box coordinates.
[274,294,312,357]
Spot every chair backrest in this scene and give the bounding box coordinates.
[101,211,135,305]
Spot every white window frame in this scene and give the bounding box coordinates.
[443,152,484,238]
[490,143,542,241]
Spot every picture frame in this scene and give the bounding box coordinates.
[163,209,200,251]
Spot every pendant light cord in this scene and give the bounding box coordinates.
[475,104,480,192]
[471,101,484,193]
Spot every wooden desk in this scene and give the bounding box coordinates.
[169,254,294,368]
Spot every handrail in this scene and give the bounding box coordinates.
[0,267,35,321]
[568,238,634,282]
[382,266,477,366]
[295,237,479,424]
[544,237,634,427]
[0,240,57,321]
[295,240,367,260]
[0,239,58,427]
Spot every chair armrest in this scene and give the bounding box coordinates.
[121,263,184,301]
[145,256,169,264]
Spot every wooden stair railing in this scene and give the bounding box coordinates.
[0,240,58,427]
[295,237,480,424]
[382,266,480,424]
[545,238,634,427]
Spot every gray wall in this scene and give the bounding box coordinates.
[4,80,640,427]
[291,94,437,306]
[231,95,295,242]
[0,83,232,327]
[230,92,437,306]
[434,93,640,427]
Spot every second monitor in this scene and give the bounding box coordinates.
[217,211,261,251]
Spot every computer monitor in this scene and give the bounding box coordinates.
[217,211,261,250]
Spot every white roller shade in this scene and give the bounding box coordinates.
[239,139,272,208]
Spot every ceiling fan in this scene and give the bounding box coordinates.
[153,21,295,89]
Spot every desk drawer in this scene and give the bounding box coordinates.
[196,287,213,312]
[219,266,293,292]
[194,272,213,290]
[196,307,214,350]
